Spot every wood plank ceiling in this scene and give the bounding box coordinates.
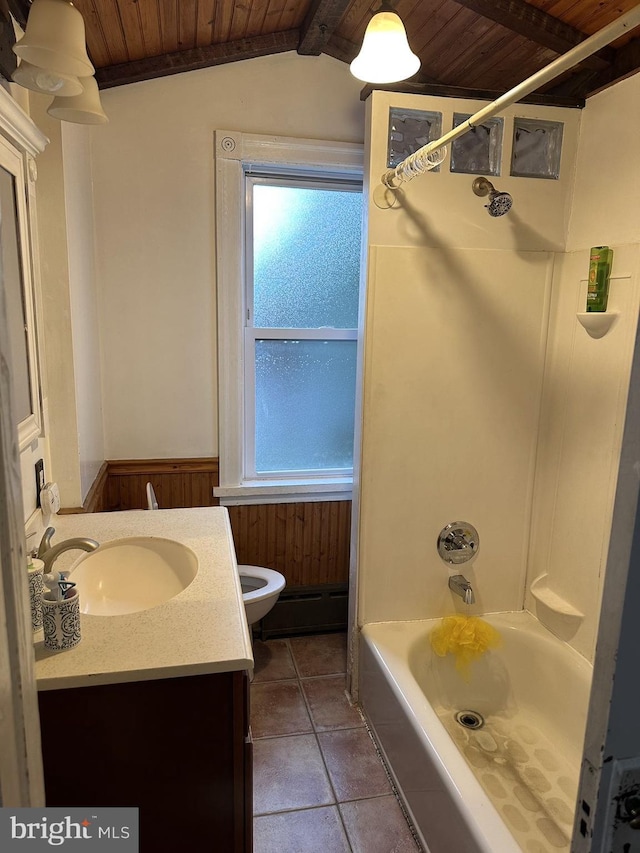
[13,0,640,100]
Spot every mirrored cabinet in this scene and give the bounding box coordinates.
[0,86,47,450]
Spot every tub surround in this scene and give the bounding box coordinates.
[33,507,253,690]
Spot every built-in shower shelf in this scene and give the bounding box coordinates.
[577,311,618,338]
[530,574,584,620]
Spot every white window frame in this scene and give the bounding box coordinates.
[214,131,364,505]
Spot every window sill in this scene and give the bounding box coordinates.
[214,479,353,505]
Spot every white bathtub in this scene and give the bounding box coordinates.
[359,611,593,853]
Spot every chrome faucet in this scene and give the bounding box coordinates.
[37,527,100,574]
[448,574,475,605]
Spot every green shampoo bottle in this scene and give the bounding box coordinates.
[586,246,613,312]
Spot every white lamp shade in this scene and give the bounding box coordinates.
[12,60,83,96]
[13,0,94,78]
[350,11,420,84]
[47,76,108,124]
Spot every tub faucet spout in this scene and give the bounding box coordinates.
[449,574,475,605]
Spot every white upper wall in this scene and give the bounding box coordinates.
[567,73,640,251]
[28,95,83,507]
[91,52,365,460]
[25,97,104,508]
[62,123,105,498]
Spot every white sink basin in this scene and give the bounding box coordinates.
[69,536,198,616]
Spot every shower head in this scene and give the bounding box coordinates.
[472,177,513,217]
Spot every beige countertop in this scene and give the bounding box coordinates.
[34,507,253,691]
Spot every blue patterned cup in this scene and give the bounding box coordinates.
[42,588,81,651]
[28,559,44,632]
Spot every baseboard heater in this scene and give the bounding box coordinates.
[254,583,348,640]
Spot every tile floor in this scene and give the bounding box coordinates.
[251,632,422,853]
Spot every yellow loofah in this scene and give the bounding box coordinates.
[430,614,501,677]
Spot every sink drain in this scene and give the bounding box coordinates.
[455,710,485,730]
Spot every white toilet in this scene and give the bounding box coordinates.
[239,565,285,625]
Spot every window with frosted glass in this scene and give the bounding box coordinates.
[252,184,361,328]
[255,340,357,472]
[246,176,362,477]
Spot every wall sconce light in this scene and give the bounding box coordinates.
[13,0,94,78]
[350,4,420,84]
[11,0,108,124]
[12,59,83,96]
[47,76,109,125]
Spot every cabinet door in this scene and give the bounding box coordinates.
[39,671,251,853]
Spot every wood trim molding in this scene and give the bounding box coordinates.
[359,80,585,108]
[298,0,352,56]
[84,461,109,512]
[0,86,48,157]
[450,0,614,70]
[107,458,220,476]
[324,32,358,64]
[96,30,300,89]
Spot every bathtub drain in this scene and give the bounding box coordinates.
[455,710,485,730]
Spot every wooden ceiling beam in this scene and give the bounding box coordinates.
[7,0,29,28]
[588,35,640,94]
[545,34,640,100]
[323,32,358,64]
[359,80,585,108]
[95,30,300,88]
[298,0,353,55]
[0,0,17,80]
[450,0,615,71]
[542,66,603,100]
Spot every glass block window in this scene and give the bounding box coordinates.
[511,117,563,179]
[246,175,362,477]
[450,114,503,176]
[388,108,442,169]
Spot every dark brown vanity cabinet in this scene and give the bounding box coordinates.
[38,670,252,853]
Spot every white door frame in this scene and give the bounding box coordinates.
[574,316,640,850]
[0,85,47,809]
[0,249,44,806]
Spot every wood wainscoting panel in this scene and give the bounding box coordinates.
[105,458,219,512]
[227,501,351,587]
[84,461,109,512]
[85,457,351,590]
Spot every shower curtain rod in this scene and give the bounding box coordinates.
[380,2,640,190]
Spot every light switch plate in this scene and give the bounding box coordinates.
[35,458,45,508]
